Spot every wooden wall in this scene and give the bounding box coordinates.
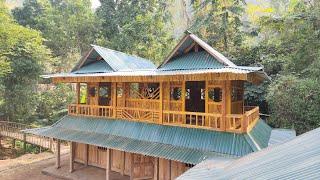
[74,143,189,180]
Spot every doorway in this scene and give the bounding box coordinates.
[98,82,111,106]
[185,81,205,112]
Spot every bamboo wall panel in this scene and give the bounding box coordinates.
[97,148,108,168]
[131,153,154,179]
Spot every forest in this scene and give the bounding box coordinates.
[0,0,319,134]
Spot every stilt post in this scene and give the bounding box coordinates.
[23,133,27,152]
[55,139,61,169]
[69,141,75,173]
[106,148,111,180]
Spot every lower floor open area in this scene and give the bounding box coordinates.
[59,142,191,180]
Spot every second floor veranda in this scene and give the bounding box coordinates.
[67,80,260,134]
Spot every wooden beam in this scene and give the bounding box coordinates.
[69,141,75,173]
[195,44,199,52]
[106,148,111,180]
[55,139,61,169]
[184,42,196,54]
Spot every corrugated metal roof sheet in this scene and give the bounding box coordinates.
[159,32,236,68]
[159,51,224,70]
[24,116,271,163]
[178,127,320,180]
[43,66,264,79]
[268,129,296,146]
[73,60,114,74]
[92,45,156,71]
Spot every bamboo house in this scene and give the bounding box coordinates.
[27,32,271,180]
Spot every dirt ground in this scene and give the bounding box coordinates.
[0,138,69,180]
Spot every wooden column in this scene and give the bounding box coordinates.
[112,82,117,118]
[55,139,61,169]
[120,151,125,175]
[181,81,186,123]
[76,83,80,104]
[12,139,16,149]
[159,82,163,124]
[222,81,232,131]
[69,141,75,173]
[84,144,89,166]
[130,153,134,180]
[106,149,111,180]
[23,133,26,152]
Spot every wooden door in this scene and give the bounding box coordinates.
[131,153,154,180]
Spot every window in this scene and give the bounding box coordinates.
[99,85,110,98]
[79,83,87,104]
[232,87,243,102]
[208,87,222,102]
[185,163,195,168]
[129,83,140,98]
[170,87,182,100]
[117,87,123,98]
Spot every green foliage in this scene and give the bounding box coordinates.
[36,83,75,125]
[13,0,100,72]
[0,1,51,123]
[96,0,174,64]
[267,76,320,134]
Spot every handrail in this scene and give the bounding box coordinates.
[68,104,260,133]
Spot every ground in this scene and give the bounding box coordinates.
[0,137,68,180]
[0,138,128,180]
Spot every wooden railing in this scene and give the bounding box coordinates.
[68,104,113,118]
[163,111,223,131]
[68,104,260,133]
[116,107,159,123]
[226,106,260,133]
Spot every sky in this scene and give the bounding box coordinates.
[91,0,101,9]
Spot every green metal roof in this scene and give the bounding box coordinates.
[178,127,320,180]
[159,51,224,71]
[25,116,271,164]
[73,60,113,74]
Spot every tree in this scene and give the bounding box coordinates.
[0,1,52,122]
[13,0,100,72]
[96,0,174,64]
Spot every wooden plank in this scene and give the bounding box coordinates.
[76,83,80,104]
[159,82,163,124]
[154,158,159,180]
[159,158,170,180]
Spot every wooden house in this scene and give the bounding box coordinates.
[27,32,271,180]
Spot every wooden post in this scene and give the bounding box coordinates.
[120,151,125,175]
[112,82,117,118]
[12,139,16,149]
[49,138,53,152]
[55,139,61,169]
[76,83,80,104]
[181,81,186,123]
[106,148,111,180]
[70,141,75,173]
[154,158,159,180]
[222,81,232,131]
[159,82,163,124]
[23,133,26,152]
[84,144,89,166]
[130,153,134,180]
[205,79,209,126]
[0,135,2,148]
